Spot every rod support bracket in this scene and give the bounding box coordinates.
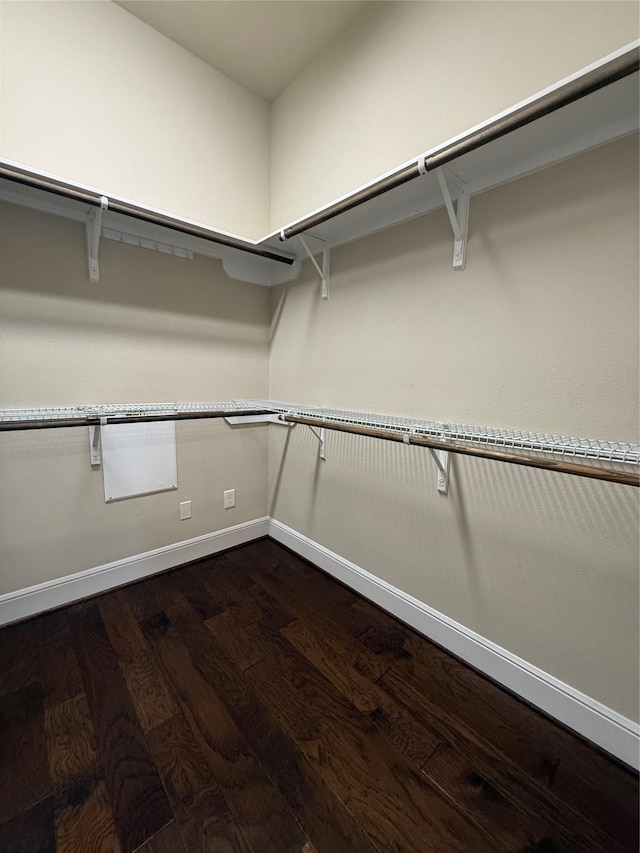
[435,169,469,271]
[87,196,108,283]
[299,235,330,300]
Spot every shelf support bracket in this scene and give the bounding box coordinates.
[299,235,330,300]
[429,448,451,494]
[404,428,450,493]
[224,414,293,426]
[435,169,469,271]
[86,196,109,283]
[307,425,326,460]
[88,417,106,466]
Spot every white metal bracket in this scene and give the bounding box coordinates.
[435,169,469,271]
[307,425,326,460]
[224,414,294,426]
[404,428,450,493]
[88,417,106,466]
[86,196,109,283]
[299,235,330,300]
[429,448,451,494]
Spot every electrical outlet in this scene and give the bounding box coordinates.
[223,489,235,509]
[180,500,192,520]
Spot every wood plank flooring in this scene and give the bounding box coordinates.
[0,538,637,852]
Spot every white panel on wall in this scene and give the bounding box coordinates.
[102,421,177,502]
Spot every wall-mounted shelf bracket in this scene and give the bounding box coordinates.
[435,169,469,271]
[307,425,326,460]
[86,196,109,282]
[88,417,107,466]
[224,414,292,426]
[429,448,451,494]
[299,235,330,299]
[405,427,450,493]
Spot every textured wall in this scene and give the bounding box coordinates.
[269,136,640,720]
[270,1,639,227]
[0,203,270,592]
[0,1,270,238]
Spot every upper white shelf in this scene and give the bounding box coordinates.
[0,42,637,287]
[0,168,301,287]
[261,42,639,261]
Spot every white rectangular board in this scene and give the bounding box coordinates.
[101,421,177,502]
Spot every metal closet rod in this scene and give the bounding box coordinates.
[280,49,640,241]
[0,163,295,266]
[280,414,640,487]
[0,408,274,432]
[3,49,636,259]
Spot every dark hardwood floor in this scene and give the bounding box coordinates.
[0,537,638,852]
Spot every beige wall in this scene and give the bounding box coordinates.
[270,1,639,227]
[269,135,640,720]
[0,202,270,592]
[268,0,639,721]
[0,1,270,238]
[0,0,273,596]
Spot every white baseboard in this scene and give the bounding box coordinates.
[0,517,269,626]
[268,518,640,771]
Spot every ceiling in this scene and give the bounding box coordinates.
[115,1,369,102]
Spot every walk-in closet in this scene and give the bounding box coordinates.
[0,2,638,850]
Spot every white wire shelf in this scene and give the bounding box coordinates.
[248,400,640,465]
[0,401,272,428]
[2,398,638,467]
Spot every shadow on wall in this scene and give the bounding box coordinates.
[0,203,271,407]
[270,285,289,342]
[0,202,270,325]
[2,288,268,348]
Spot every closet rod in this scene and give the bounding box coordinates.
[279,48,639,241]
[0,409,274,432]
[0,163,295,266]
[280,414,640,487]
